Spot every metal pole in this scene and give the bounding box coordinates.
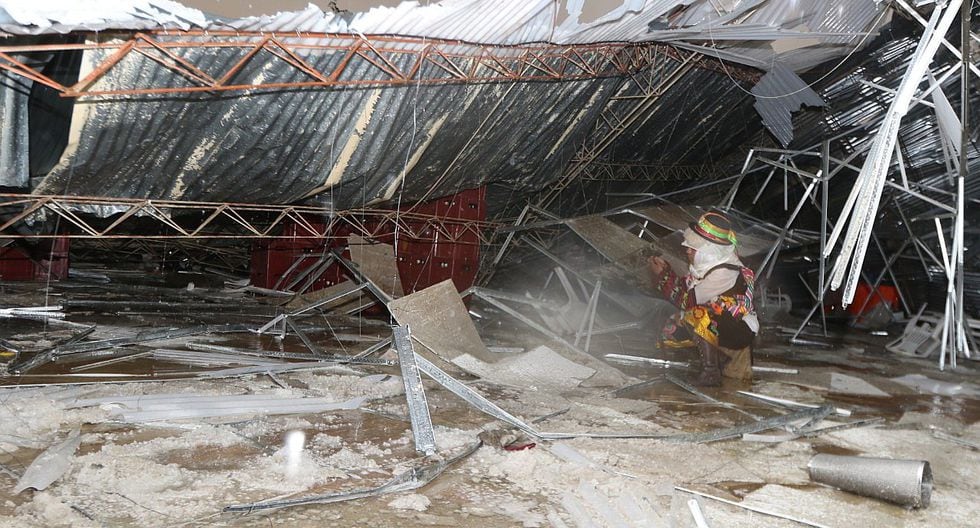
[583,279,602,354]
[819,140,830,335]
[955,0,970,361]
[758,178,819,279]
[722,148,755,208]
[481,204,530,285]
[872,233,912,316]
[852,240,911,318]
[894,198,931,277]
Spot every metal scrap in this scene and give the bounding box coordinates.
[660,406,835,444]
[14,430,81,494]
[415,351,739,442]
[676,486,831,528]
[9,324,249,374]
[666,373,763,420]
[224,440,482,513]
[67,393,367,423]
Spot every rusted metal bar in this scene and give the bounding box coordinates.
[0,51,68,91]
[0,30,752,98]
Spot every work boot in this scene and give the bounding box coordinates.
[719,345,753,381]
[694,338,722,387]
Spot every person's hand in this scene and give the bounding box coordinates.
[648,255,668,275]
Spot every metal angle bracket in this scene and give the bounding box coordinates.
[392,325,437,455]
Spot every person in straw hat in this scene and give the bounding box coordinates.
[647,211,758,386]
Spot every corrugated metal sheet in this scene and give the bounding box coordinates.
[0,0,207,35]
[720,13,980,315]
[3,0,895,218]
[0,0,888,74]
[785,18,980,222]
[226,2,557,46]
[31,41,635,210]
[751,63,825,147]
[604,67,760,166]
[662,0,889,72]
[525,65,763,219]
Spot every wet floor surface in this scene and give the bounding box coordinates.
[0,277,978,526]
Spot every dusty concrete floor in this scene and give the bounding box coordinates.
[0,274,978,527]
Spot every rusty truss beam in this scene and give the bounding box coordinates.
[0,194,496,244]
[0,31,698,98]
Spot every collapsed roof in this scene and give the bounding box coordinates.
[0,0,889,211]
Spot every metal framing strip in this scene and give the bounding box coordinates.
[414,351,550,439]
[0,31,745,98]
[330,248,394,306]
[665,373,762,421]
[0,194,495,243]
[392,325,437,456]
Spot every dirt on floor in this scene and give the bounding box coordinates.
[0,276,978,527]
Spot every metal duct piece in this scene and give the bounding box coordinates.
[807,454,933,508]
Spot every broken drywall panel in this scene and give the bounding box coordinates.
[829,373,890,397]
[891,374,980,398]
[451,345,596,389]
[388,279,496,364]
[630,204,701,232]
[567,215,652,263]
[14,429,81,493]
[626,205,778,258]
[566,214,685,315]
[567,215,687,287]
[347,235,404,298]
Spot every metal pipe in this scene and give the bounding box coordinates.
[956,0,970,362]
[758,178,818,279]
[808,454,933,508]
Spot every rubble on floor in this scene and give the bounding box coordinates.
[0,263,977,528]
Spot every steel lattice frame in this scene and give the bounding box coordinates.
[0,30,742,98]
[531,50,700,213]
[0,194,496,244]
[578,161,727,182]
